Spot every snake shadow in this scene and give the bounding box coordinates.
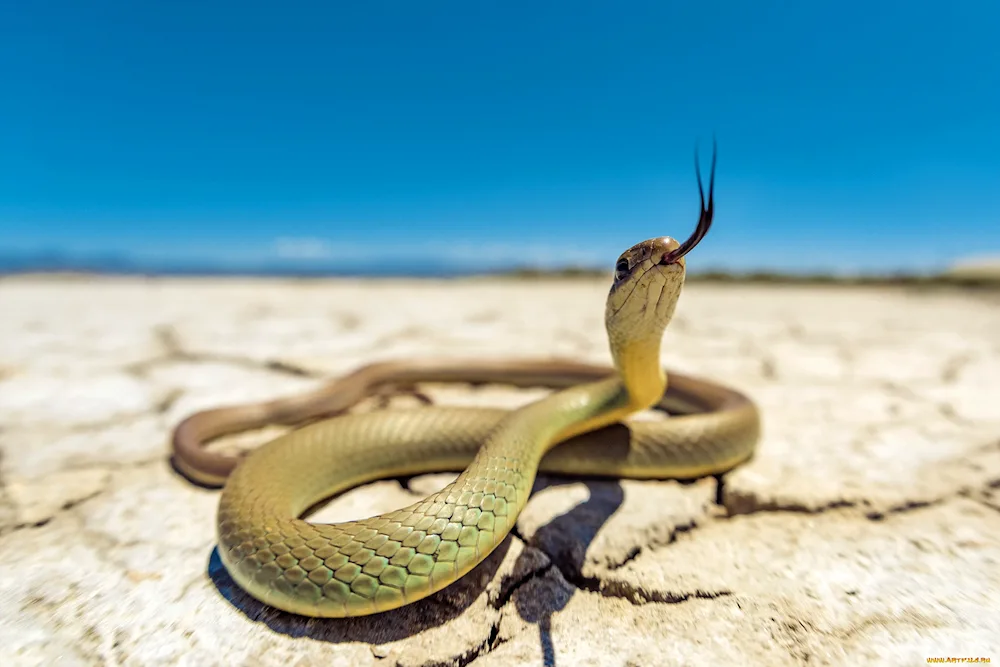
[511,476,625,667]
[205,475,642,652]
[506,474,708,666]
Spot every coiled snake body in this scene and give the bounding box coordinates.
[172,152,761,617]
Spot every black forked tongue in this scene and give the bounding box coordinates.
[662,139,716,264]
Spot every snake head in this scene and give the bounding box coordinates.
[606,142,717,330]
[612,236,683,285]
[611,139,717,287]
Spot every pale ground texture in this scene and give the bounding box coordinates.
[1,276,999,667]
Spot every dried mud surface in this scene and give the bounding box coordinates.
[1,277,998,666]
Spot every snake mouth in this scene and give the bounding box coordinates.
[661,139,716,265]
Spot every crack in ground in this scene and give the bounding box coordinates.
[973,496,1000,514]
[724,438,999,521]
[419,618,506,667]
[125,325,323,380]
[516,516,732,607]
[9,487,106,532]
[512,515,723,610]
[714,473,727,507]
[876,380,977,428]
[969,477,1000,514]
[61,456,164,477]
[492,562,556,611]
[563,567,732,606]
[940,352,975,384]
[862,499,941,521]
[422,541,560,666]
[438,561,556,666]
[1,458,163,537]
[128,350,320,379]
[2,504,149,577]
[723,490,956,522]
[154,324,184,356]
[419,608,511,667]
[154,389,183,415]
[0,450,16,534]
[606,520,697,571]
[9,410,153,437]
[724,491,856,518]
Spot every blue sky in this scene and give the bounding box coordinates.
[2,1,999,273]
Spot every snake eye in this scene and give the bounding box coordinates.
[614,258,630,281]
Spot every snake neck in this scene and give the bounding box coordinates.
[614,337,667,412]
[545,335,666,446]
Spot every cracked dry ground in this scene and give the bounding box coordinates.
[1,277,998,667]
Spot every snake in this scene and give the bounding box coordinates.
[171,146,761,618]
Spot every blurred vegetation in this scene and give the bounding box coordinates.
[489,266,1000,289]
[491,266,611,280]
[688,270,1000,288]
[5,263,999,290]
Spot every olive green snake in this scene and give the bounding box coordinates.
[171,149,761,617]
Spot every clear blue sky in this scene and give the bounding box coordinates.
[2,1,999,273]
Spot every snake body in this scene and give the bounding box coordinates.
[172,152,762,617]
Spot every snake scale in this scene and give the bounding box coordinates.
[171,147,761,617]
